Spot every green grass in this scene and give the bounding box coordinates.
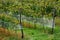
[0,25,60,40]
[54,25,60,40]
[22,25,60,40]
[19,27,54,40]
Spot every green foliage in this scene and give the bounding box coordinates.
[0,0,60,28]
[45,6,52,13]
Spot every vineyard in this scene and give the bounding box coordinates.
[0,0,60,40]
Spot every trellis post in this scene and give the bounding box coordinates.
[51,8,56,34]
[19,8,24,38]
